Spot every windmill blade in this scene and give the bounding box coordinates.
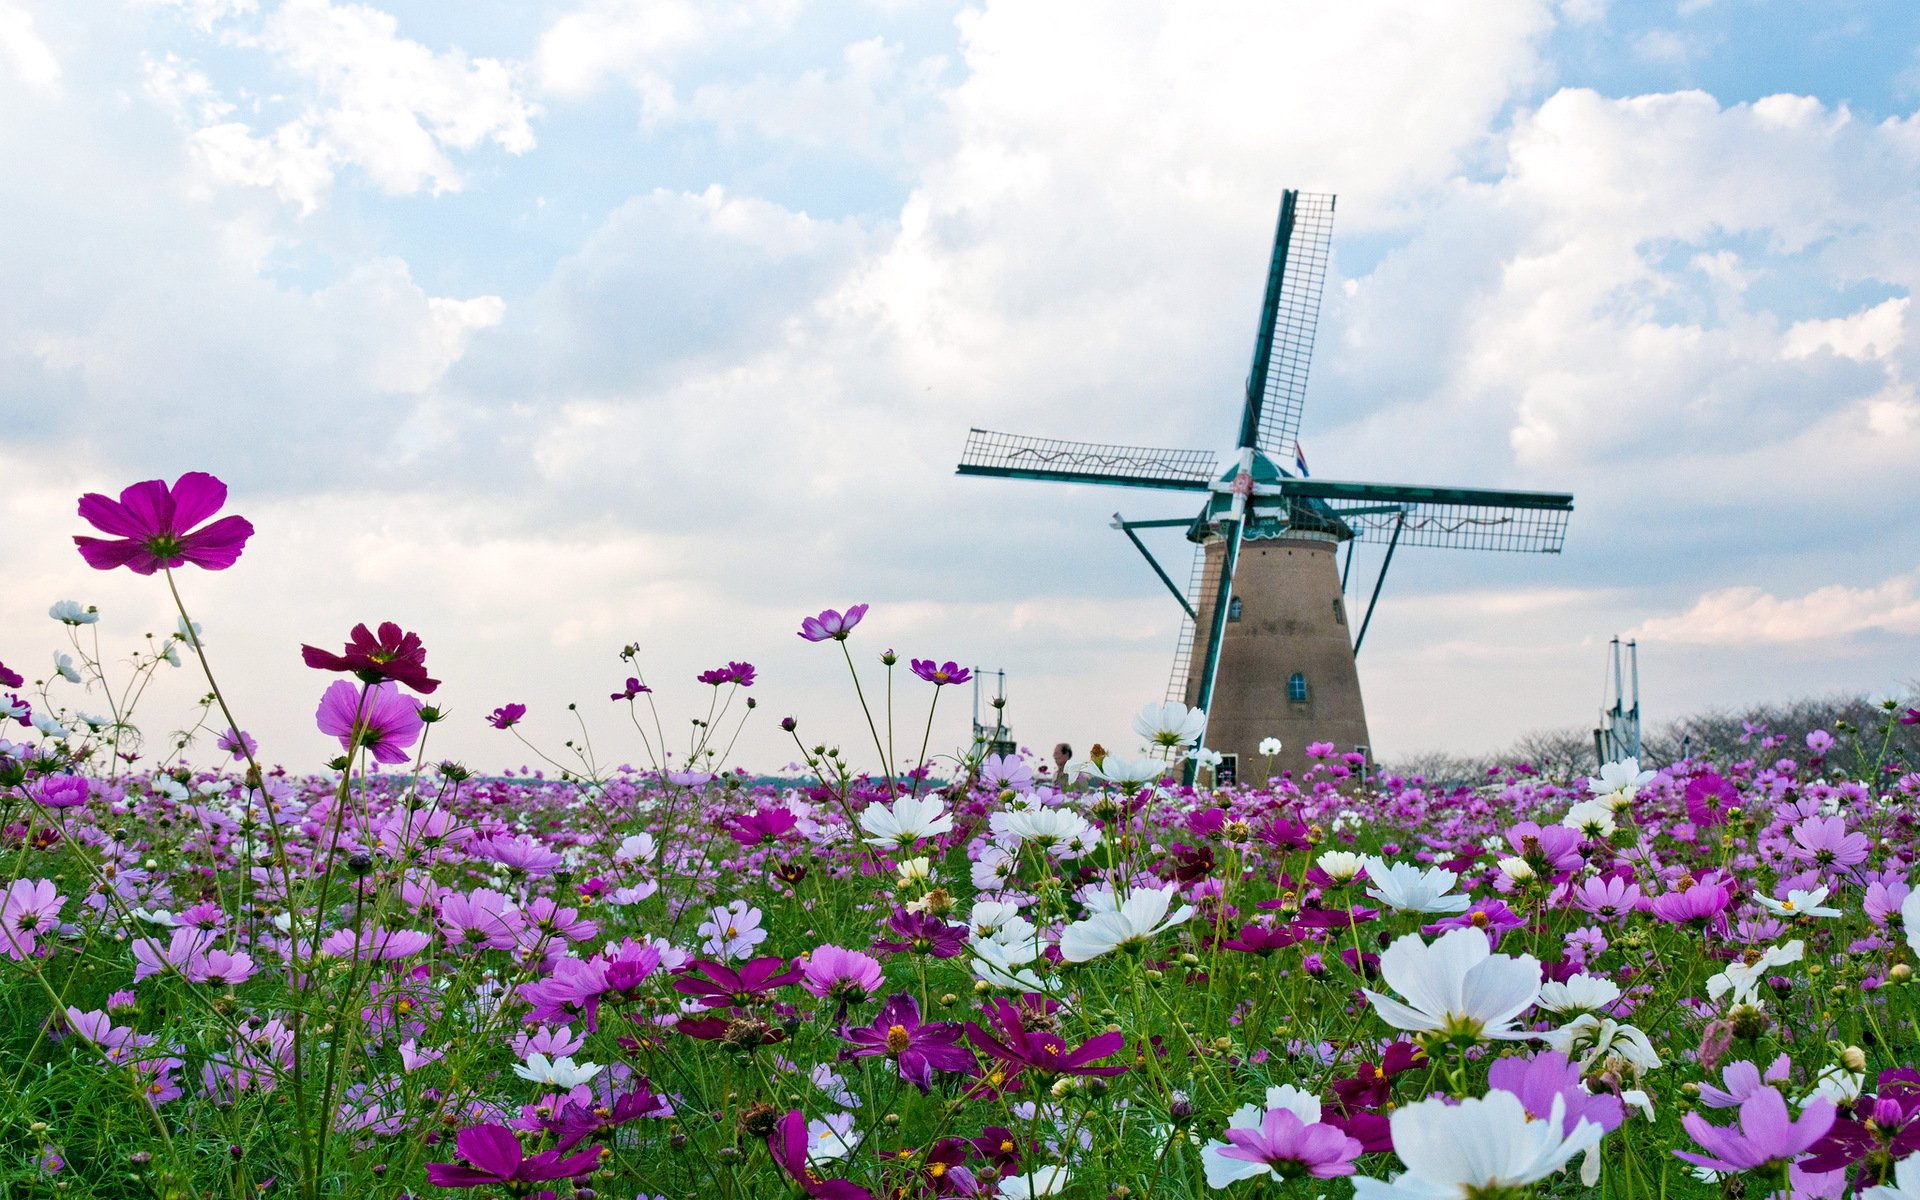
[1273,477,1574,553]
[1165,540,1218,704]
[1236,191,1337,459]
[957,428,1218,492]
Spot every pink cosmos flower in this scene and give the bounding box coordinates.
[73,472,254,575]
[0,879,66,959]
[842,992,974,1094]
[1209,1106,1365,1181]
[214,728,257,760]
[487,704,526,730]
[1675,1087,1834,1173]
[1685,773,1738,827]
[33,776,90,809]
[800,944,885,1003]
[797,604,869,642]
[314,680,424,765]
[1786,815,1871,871]
[301,621,440,694]
[908,659,971,686]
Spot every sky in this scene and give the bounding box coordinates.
[1,0,1917,777]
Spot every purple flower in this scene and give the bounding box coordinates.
[1650,878,1731,927]
[73,472,254,575]
[488,703,527,730]
[610,676,651,701]
[729,806,798,847]
[33,776,90,810]
[697,662,756,687]
[1421,899,1527,942]
[800,945,884,1003]
[1786,815,1871,870]
[964,1006,1128,1082]
[1209,1107,1364,1181]
[300,621,441,694]
[797,605,869,643]
[0,661,21,690]
[214,728,256,760]
[425,1123,599,1190]
[1504,822,1584,874]
[1675,1087,1835,1173]
[872,909,967,959]
[670,957,802,1008]
[315,680,424,765]
[1486,1050,1624,1134]
[841,992,975,1093]
[908,659,971,686]
[1698,1055,1793,1108]
[1685,773,1738,827]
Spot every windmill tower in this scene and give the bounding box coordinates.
[955,191,1575,781]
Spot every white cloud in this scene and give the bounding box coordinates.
[144,0,538,209]
[1634,573,1920,644]
[0,1,59,93]
[534,0,802,105]
[1784,296,1907,363]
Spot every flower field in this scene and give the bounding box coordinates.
[3,474,1920,1200]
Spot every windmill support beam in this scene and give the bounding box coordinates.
[1112,514,1197,621]
[1352,509,1406,658]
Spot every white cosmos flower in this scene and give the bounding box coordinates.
[1561,800,1617,839]
[512,1053,603,1088]
[1,697,28,721]
[806,1112,862,1161]
[1799,1065,1865,1108]
[999,1164,1071,1198]
[613,832,657,863]
[48,600,97,625]
[990,806,1098,858]
[160,641,181,667]
[1351,1090,1603,1199]
[1060,884,1194,962]
[1361,927,1542,1042]
[1185,746,1223,768]
[1705,940,1804,1007]
[1258,737,1282,756]
[1755,888,1842,920]
[1132,701,1207,749]
[970,937,1057,992]
[1495,856,1534,883]
[895,857,933,886]
[1316,850,1365,882]
[1587,757,1656,808]
[1089,755,1165,788]
[51,652,80,684]
[969,900,1037,946]
[31,712,70,740]
[1535,974,1623,1015]
[1544,1015,1661,1078]
[1362,857,1471,914]
[1865,1155,1920,1199]
[858,795,953,848]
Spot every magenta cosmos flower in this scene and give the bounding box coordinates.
[488,704,527,730]
[315,680,424,765]
[800,945,884,1003]
[425,1123,599,1191]
[73,472,254,575]
[841,992,975,1093]
[909,659,971,686]
[301,621,440,694]
[797,605,868,642]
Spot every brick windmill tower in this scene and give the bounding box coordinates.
[956,191,1575,780]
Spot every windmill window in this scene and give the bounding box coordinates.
[1228,596,1244,622]
[1288,673,1309,703]
[1333,597,1346,625]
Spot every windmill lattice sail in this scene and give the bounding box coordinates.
[958,428,1217,491]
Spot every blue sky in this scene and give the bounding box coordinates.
[0,0,1916,773]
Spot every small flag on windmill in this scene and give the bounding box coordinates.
[1293,441,1309,477]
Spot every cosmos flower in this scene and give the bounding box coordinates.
[1706,941,1804,1007]
[301,622,441,694]
[1132,701,1207,749]
[610,676,651,701]
[1202,1086,1363,1185]
[73,472,254,575]
[1587,758,1656,807]
[840,992,974,1093]
[766,1110,876,1199]
[314,681,424,765]
[858,795,953,848]
[1361,928,1542,1043]
[1361,858,1471,915]
[1258,736,1282,755]
[909,659,971,685]
[1675,1088,1835,1174]
[425,1124,599,1191]
[512,1053,603,1089]
[214,728,256,760]
[48,601,97,626]
[487,704,526,730]
[1351,1090,1603,1198]
[799,945,884,1003]
[1755,887,1842,920]
[1060,885,1194,962]
[797,605,869,643]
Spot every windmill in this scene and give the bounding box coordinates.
[955,191,1575,779]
